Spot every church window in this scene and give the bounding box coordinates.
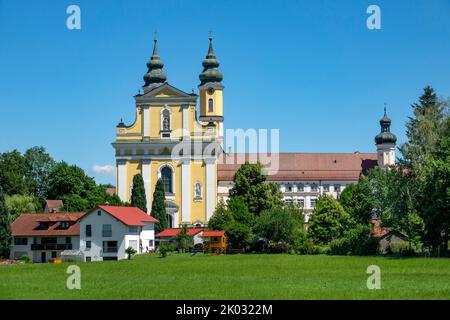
[161,166,173,194]
[208,98,214,112]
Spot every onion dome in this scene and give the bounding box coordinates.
[143,34,167,90]
[375,106,397,144]
[199,34,223,86]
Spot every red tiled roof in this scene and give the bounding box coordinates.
[218,153,378,181]
[11,212,85,237]
[45,199,63,212]
[96,206,159,226]
[371,219,392,238]
[156,227,204,237]
[202,231,225,237]
[106,187,116,196]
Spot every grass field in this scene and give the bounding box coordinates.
[1,253,449,299]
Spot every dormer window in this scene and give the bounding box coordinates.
[36,222,49,230]
[59,221,70,229]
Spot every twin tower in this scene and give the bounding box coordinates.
[112,34,225,228]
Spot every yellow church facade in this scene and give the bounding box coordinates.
[112,35,224,227]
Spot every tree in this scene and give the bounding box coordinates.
[208,200,232,231]
[255,206,304,245]
[0,150,31,196]
[400,86,447,172]
[0,189,12,259]
[382,166,425,250]
[130,174,147,213]
[5,195,38,222]
[419,158,450,256]
[175,224,192,252]
[229,162,283,215]
[151,179,167,233]
[24,146,55,198]
[308,195,354,244]
[339,178,374,225]
[47,161,97,200]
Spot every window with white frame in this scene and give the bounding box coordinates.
[334,184,341,193]
[298,183,304,192]
[323,184,330,192]
[310,198,317,208]
[311,183,318,192]
[297,199,305,208]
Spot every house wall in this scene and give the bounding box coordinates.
[79,208,156,261]
[10,236,79,263]
[80,209,128,261]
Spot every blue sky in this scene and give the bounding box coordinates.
[0,0,449,184]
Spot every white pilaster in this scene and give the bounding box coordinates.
[181,159,191,224]
[142,159,151,214]
[205,159,215,222]
[182,105,189,138]
[117,160,127,202]
[143,106,150,137]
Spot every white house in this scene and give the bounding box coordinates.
[79,205,159,261]
[10,212,85,263]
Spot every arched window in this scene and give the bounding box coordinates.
[208,98,214,113]
[161,166,173,193]
[194,182,202,199]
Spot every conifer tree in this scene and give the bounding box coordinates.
[151,179,168,233]
[130,174,147,213]
[0,188,12,259]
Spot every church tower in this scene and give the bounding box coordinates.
[375,106,397,168]
[198,33,224,139]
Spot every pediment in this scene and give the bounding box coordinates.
[141,83,193,98]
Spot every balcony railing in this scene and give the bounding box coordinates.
[102,247,118,253]
[31,244,72,251]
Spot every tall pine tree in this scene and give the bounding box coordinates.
[151,179,168,233]
[130,174,147,213]
[0,188,12,259]
[401,86,446,171]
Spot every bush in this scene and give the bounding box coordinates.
[329,224,378,256]
[388,242,416,256]
[125,246,137,260]
[158,243,174,258]
[21,255,31,263]
[296,239,328,255]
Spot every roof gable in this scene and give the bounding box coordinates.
[88,206,159,226]
[138,83,194,99]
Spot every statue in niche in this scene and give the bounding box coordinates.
[162,109,170,131]
[195,182,202,199]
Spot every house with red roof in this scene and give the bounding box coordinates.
[10,212,85,262]
[156,227,205,248]
[79,205,159,261]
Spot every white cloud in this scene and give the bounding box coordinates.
[92,164,115,176]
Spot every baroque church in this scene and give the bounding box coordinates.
[113,35,397,226]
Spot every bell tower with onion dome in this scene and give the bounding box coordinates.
[375,105,397,168]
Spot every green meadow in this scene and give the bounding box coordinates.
[1,254,449,299]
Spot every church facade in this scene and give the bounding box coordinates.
[113,35,397,226]
[113,35,224,227]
